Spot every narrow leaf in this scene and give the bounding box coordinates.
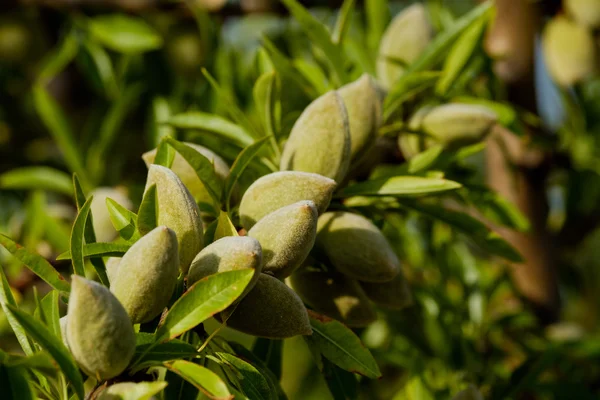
[36,31,79,85]
[138,184,158,236]
[0,235,70,292]
[40,290,61,339]
[56,242,130,261]
[337,176,461,198]
[155,269,254,342]
[70,195,94,277]
[164,360,231,399]
[87,14,163,54]
[217,352,272,400]
[0,365,34,400]
[106,198,139,241]
[168,112,254,147]
[0,267,34,355]
[214,211,238,241]
[332,0,356,45]
[0,167,73,196]
[5,305,84,400]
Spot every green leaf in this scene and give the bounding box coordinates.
[168,112,254,147]
[36,31,79,86]
[3,352,56,373]
[0,365,34,400]
[406,145,446,174]
[307,311,381,379]
[150,97,175,147]
[164,137,222,206]
[217,352,272,400]
[321,358,358,400]
[0,167,73,196]
[0,235,70,292]
[436,14,489,96]
[138,184,158,236]
[82,39,118,98]
[5,305,84,400]
[87,14,163,54]
[40,290,61,339]
[383,72,441,120]
[0,267,34,355]
[229,342,284,396]
[365,0,389,51]
[393,376,435,400]
[452,96,518,127]
[399,199,523,262]
[153,139,175,168]
[280,0,347,85]
[106,198,139,241]
[164,360,231,399]
[214,211,239,241]
[332,0,356,45]
[97,382,168,400]
[56,242,130,261]
[132,340,198,371]
[253,72,278,139]
[251,338,283,380]
[155,269,254,342]
[463,187,530,232]
[337,176,461,198]
[32,86,89,189]
[222,137,269,209]
[70,195,93,277]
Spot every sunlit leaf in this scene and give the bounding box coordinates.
[164,360,231,399]
[0,167,73,196]
[337,176,461,198]
[87,14,163,54]
[56,242,130,261]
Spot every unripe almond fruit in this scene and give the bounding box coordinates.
[248,201,318,279]
[66,276,136,380]
[145,164,203,273]
[280,91,351,184]
[565,0,600,29]
[143,143,231,209]
[377,3,432,89]
[542,15,597,87]
[187,236,262,299]
[218,273,312,339]
[419,104,497,145]
[105,257,120,285]
[288,265,376,327]
[111,226,179,324]
[238,171,336,230]
[59,315,68,347]
[360,271,412,310]
[338,74,382,161]
[316,212,400,282]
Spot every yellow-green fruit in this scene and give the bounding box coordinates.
[238,171,336,230]
[66,276,136,380]
[418,104,497,145]
[338,74,382,161]
[187,236,262,299]
[111,226,179,324]
[566,0,600,29]
[397,133,437,159]
[106,257,120,284]
[248,201,318,279]
[90,187,133,243]
[219,273,311,339]
[360,271,412,310]
[288,266,376,327]
[0,21,30,63]
[59,316,68,347]
[145,164,203,273]
[143,142,230,208]
[542,16,596,87]
[316,212,400,282]
[377,3,432,89]
[452,385,484,400]
[280,91,351,184]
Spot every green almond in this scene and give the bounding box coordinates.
[338,74,382,161]
[143,142,231,208]
[316,211,400,282]
[111,226,179,324]
[419,104,497,145]
[288,263,376,327]
[542,15,596,87]
[280,91,351,184]
[248,200,318,279]
[218,273,312,339]
[360,271,412,310]
[187,236,262,299]
[145,164,203,273]
[238,171,336,230]
[105,257,120,285]
[377,3,433,89]
[66,276,136,380]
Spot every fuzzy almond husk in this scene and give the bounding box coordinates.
[360,270,412,310]
[280,91,351,184]
[377,3,432,89]
[238,171,336,230]
[66,276,136,380]
[218,273,312,339]
[59,315,68,347]
[105,257,120,285]
[418,104,497,145]
[248,200,318,279]
[316,212,400,282]
[145,164,203,273]
[143,142,231,208]
[111,226,179,324]
[187,236,262,299]
[288,265,376,327]
[338,74,382,161]
[565,0,600,29]
[542,15,597,87]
